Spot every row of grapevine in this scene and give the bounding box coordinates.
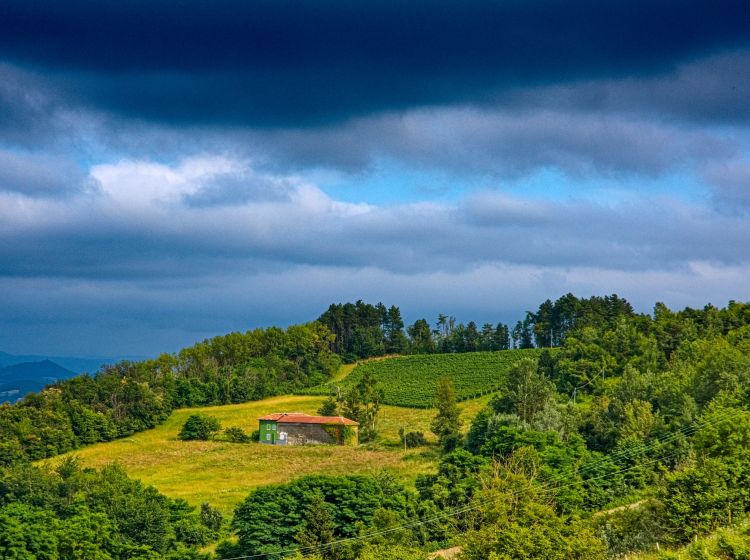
[297,348,548,408]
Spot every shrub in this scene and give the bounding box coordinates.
[399,429,427,448]
[224,426,251,443]
[173,518,212,545]
[178,414,221,441]
[200,502,223,534]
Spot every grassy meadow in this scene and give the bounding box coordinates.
[44,393,491,515]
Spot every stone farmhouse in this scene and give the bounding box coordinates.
[258,412,358,446]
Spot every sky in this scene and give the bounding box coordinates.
[1,1,750,357]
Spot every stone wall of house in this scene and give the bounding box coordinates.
[282,423,337,445]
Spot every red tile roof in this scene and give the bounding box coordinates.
[258,412,358,426]
[258,412,302,421]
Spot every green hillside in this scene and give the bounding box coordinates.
[43,394,491,515]
[301,348,548,407]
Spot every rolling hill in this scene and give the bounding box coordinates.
[38,349,531,514]
[300,348,548,407]
[43,391,491,514]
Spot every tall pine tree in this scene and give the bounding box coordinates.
[431,377,462,451]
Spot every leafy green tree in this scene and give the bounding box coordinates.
[0,461,208,559]
[416,450,489,511]
[661,459,740,543]
[339,370,383,442]
[594,501,666,557]
[178,414,221,441]
[0,504,59,560]
[318,301,390,360]
[687,338,750,405]
[56,504,117,560]
[619,399,658,441]
[495,358,556,424]
[232,474,413,558]
[554,328,616,394]
[461,474,607,560]
[464,321,481,352]
[431,377,461,451]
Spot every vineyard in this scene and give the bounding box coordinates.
[301,349,548,408]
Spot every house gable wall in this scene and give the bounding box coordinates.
[282,423,336,445]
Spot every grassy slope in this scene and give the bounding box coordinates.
[46,393,492,515]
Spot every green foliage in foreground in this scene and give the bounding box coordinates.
[635,521,750,559]
[301,348,546,407]
[226,473,418,559]
[0,460,216,559]
[461,480,608,560]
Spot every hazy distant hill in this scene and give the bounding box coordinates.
[0,351,114,374]
[0,359,77,403]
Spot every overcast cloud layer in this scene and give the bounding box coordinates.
[1,1,749,356]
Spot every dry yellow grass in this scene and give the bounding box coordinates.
[378,394,492,444]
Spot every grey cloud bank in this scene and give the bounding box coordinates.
[3,158,749,277]
[2,156,750,356]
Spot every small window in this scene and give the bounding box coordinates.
[266,433,271,440]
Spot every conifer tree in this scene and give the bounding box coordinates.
[295,491,338,559]
[431,377,462,451]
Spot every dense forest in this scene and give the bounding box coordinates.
[2,295,750,559]
[318,294,635,360]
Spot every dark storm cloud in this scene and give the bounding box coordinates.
[1,0,749,126]
[0,64,64,146]
[492,50,750,125]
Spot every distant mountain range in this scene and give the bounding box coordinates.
[0,351,140,403]
[0,351,116,374]
[0,360,77,403]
